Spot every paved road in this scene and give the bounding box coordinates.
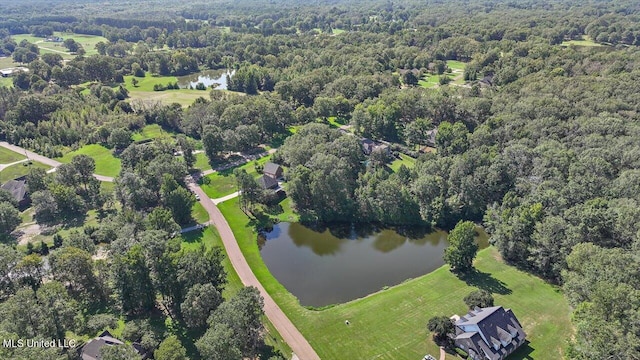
[0,142,114,182]
[187,178,320,360]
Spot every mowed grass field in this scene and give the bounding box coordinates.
[56,144,121,178]
[0,76,13,87]
[131,124,175,142]
[388,153,416,172]
[217,197,573,360]
[10,31,108,57]
[561,35,603,47]
[199,155,272,199]
[0,147,25,164]
[127,89,209,107]
[0,161,50,183]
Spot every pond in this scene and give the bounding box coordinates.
[176,69,235,90]
[260,222,489,307]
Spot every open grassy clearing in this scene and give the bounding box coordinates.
[0,161,50,183]
[388,153,416,172]
[131,124,174,142]
[0,56,19,68]
[446,60,467,71]
[217,197,573,359]
[127,89,209,107]
[11,32,107,57]
[191,201,210,224]
[199,155,272,199]
[0,76,13,87]
[332,28,346,35]
[193,152,212,171]
[0,147,25,164]
[123,73,179,92]
[56,144,121,178]
[561,35,603,47]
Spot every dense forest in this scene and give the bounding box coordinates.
[0,0,639,358]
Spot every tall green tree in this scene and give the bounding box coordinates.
[443,221,478,273]
[0,202,20,241]
[155,335,188,360]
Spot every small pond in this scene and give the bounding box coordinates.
[177,69,235,90]
[260,222,489,307]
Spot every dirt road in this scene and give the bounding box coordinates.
[187,179,320,360]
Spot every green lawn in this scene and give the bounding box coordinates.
[217,197,573,360]
[191,201,210,224]
[0,161,50,183]
[193,152,212,171]
[0,56,19,68]
[332,28,346,35]
[561,35,603,47]
[388,153,416,172]
[124,73,179,92]
[446,60,467,71]
[200,155,272,199]
[57,144,121,178]
[11,31,108,57]
[127,90,210,107]
[0,76,13,87]
[131,124,174,142]
[0,147,25,164]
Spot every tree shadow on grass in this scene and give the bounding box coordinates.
[181,228,205,244]
[459,269,512,295]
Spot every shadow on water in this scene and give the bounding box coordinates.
[459,269,512,295]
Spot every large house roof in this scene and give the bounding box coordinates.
[454,306,526,360]
[258,174,278,189]
[1,178,28,203]
[81,331,127,360]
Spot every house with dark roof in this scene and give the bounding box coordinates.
[80,331,146,360]
[258,174,279,190]
[452,306,526,360]
[1,177,30,209]
[263,162,284,179]
[361,138,390,156]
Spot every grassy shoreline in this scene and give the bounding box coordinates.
[217,197,573,359]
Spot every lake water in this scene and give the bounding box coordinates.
[260,222,489,307]
[177,69,235,90]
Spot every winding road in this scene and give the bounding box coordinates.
[2,141,317,358]
[187,177,320,360]
[0,142,114,182]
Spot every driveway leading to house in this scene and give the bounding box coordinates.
[211,191,240,205]
[187,177,320,360]
[0,142,114,182]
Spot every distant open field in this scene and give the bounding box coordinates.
[11,31,108,57]
[561,35,603,47]
[0,56,19,69]
[127,89,209,107]
[56,144,121,178]
[131,124,175,142]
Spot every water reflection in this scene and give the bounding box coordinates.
[176,69,235,90]
[261,222,488,306]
